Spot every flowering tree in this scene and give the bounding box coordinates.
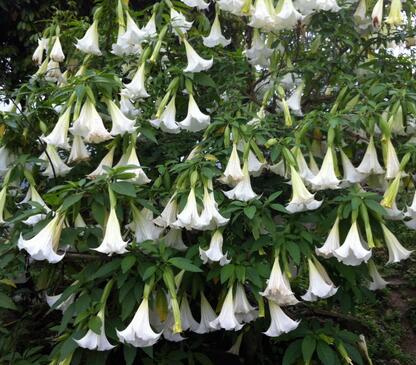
[0,0,416,363]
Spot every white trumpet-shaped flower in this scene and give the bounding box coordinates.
[274,0,303,31]
[0,146,15,176]
[123,63,150,100]
[199,230,231,265]
[198,183,229,230]
[223,161,258,201]
[301,259,338,301]
[219,143,244,186]
[179,94,211,132]
[260,257,298,306]
[45,60,62,82]
[217,0,249,16]
[245,31,273,67]
[210,286,243,331]
[183,39,213,73]
[249,0,275,30]
[171,8,193,35]
[386,0,402,26]
[22,184,51,226]
[93,206,129,255]
[286,83,304,116]
[87,146,115,178]
[69,98,112,144]
[18,212,65,263]
[117,298,162,347]
[173,187,205,230]
[0,186,7,225]
[357,136,385,175]
[310,148,340,190]
[316,217,340,258]
[46,292,75,312]
[40,145,72,177]
[334,221,372,266]
[150,97,180,134]
[371,0,383,28]
[381,224,412,264]
[234,283,258,323]
[32,38,48,65]
[340,149,366,185]
[263,300,299,337]
[195,292,218,334]
[405,191,416,219]
[42,107,71,149]
[180,296,199,331]
[286,166,322,213]
[368,260,388,291]
[163,229,188,251]
[50,36,65,62]
[127,205,163,243]
[181,0,210,9]
[75,20,102,56]
[154,194,178,228]
[294,0,340,14]
[68,135,90,164]
[294,147,315,183]
[384,139,400,180]
[203,13,231,48]
[115,146,150,185]
[107,99,136,136]
[75,309,114,351]
[120,94,140,119]
[354,0,371,29]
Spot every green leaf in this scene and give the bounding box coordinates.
[244,206,257,219]
[0,292,17,310]
[123,345,137,365]
[220,264,235,284]
[62,193,83,210]
[168,257,203,272]
[286,243,301,265]
[194,73,216,88]
[88,316,102,335]
[121,256,136,274]
[270,203,287,213]
[142,266,158,281]
[302,336,317,365]
[364,199,386,215]
[111,181,136,198]
[317,341,337,365]
[91,259,121,280]
[282,339,302,365]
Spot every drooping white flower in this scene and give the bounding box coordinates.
[354,0,371,29]
[87,146,115,179]
[123,63,150,100]
[223,161,258,201]
[381,224,412,264]
[247,150,266,177]
[179,94,211,132]
[405,191,416,219]
[68,135,90,164]
[384,200,404,221]
[150,97,180,134]
[367,260,388,291]
[0,146,15,176]
[309,148,340,190]
[180,295,199,331]
[181,0,210,9]
[195,292,217,334]
[74,213,87,228]
[22,184,51,226]
[263,300,299,337]
[173,187,205,230]
[316,217,340,258]
[219,143,244,186]
[286,166,322,214]
[384,139,400,180]
[357,136,385,175]
[274,0,303,31]
[75,309,114,351]
[301,259,338,301]
[385,0,402,26]
[269,159,286,177]
[18,212,65,263]
[32,38,48,65]
[120,94,140,118]
[309,153,320,176]
[0,186,7,225]
[45,60,62,82]
[217,0,249,16]
[203,13,231,48]
[199,230,231,265]
[170,8,193,35]
[107,99,136,136]
[286,83,304,116]
[210,286,243,331]
[405,217,416,230]
[115,146,151,185]
[69,98,112,144]
[163,229,188,251]
[198,182,229,230]
[371,0,383,28]
[334,221,372,266]
[50,36,65,63]
[154,194,178,228]
[293,147,315,184]
[46,292,75,312]
[249,0,275,30]
[340,149,366,185]
[93,206,129,255]
[245,31,273,67]
[140,12,158,40]
[127,205,163,243]
[294,0,340,15]
[120,12,143,46]
[42,107,71,149]
[260,257,298,306]
[75,20,102,56]
[40,145,72,178]
[233,283,258,323]
[116,298,162,347]
[183,39,213,73]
